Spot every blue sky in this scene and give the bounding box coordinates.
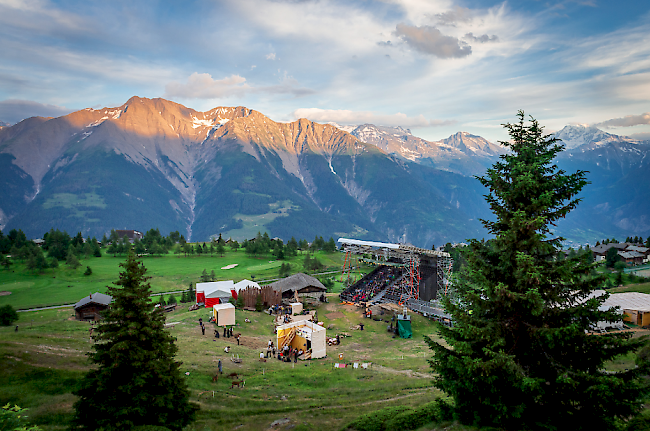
[0,0,648,142]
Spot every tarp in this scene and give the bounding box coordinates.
[397,319,412,339]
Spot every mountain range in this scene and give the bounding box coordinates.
[0,96,648,247]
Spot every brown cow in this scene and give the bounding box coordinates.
[231,380,245,389]
[226,372,239,379]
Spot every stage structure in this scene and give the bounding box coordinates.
[337,238,453,305]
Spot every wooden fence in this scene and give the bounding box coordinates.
[239,285,281,308]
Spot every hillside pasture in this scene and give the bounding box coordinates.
[0,296,449,431]
[0,249,356,310]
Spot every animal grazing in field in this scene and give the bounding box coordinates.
[226,372,239,379]
[212,374,219,383]
[231,380,245,389]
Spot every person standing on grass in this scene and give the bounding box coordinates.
[218,359,222,374]
[214,328,219,339]
[201,324,205,336]
[236,335,240,345]
[223,326,227,337]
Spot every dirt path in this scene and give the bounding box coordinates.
[373,364,432,379]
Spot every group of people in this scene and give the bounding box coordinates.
[279,344,303,363]
[343,266,402,303]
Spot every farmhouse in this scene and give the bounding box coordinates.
[277,319,326,359]
[605,292,650,327]
[268,273,327,300]
[74,292,112,321]
[115,230,143,243]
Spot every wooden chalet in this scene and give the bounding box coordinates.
[268,273,327,300]
[115,230,143,243]
[74,292,112,321]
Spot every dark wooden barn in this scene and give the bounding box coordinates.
[74,292,113,321]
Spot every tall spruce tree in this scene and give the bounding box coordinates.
[71,253,196,431]
[427,111,649,430]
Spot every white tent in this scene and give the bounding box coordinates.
[212,303,236,326]
[233,279,260,293]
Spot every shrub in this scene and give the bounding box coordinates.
[167,295,177,305]
[84,266,92,276]
[255,295,263,312]
[0,305,19,326]
[346,406,411,431]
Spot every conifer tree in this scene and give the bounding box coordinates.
[427,111,649,430]
[72,253,196,430]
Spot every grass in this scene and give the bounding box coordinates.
[0,295,446,431]
[0,248,354,310]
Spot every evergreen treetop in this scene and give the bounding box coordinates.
[71,253,196,431]
[427,111,649,430]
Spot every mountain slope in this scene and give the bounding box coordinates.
[0,97,487,246]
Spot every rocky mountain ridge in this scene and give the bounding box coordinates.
[1,97,650,245]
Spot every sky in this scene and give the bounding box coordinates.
[0,0,649,142]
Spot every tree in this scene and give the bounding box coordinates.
[83,266,92,276]
[167,294,177,305]
[25,247,48,273]
[71,253,196,430]
[216,243,225,257]
[200,269,210,282]
[0,304,19,326]
[255,294,263,312]
[1,404,42,430]
[66,248,81,269]
[235,295,244,309]
[323,237,337,253]
[229,240,239,252]
[210,270,216,282]
[606,247,620,268]
[427,111,649,430]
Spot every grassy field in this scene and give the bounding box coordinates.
[0,248,366,310]
[0,293,457,431]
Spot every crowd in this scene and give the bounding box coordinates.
[342,266,401,303]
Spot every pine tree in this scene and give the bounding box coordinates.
[71,253,196,430]
[427,111,649,430]
[66,248,81,269]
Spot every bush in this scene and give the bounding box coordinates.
[167,295,177,305]
[255,295,263,312]
[346,406,411,431]
[84,266,92,276]
[131,426,171,431]
[235,295,244,309]
[345,399,453,431]
[384,399,451,430]
[0,305,19,326]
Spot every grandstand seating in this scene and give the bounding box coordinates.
[340,265,402,303]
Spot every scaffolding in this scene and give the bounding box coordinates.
[437,255,454,297]
[398,253,420,304]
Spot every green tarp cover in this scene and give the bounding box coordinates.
[397,319,412,339]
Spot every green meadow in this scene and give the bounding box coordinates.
[0,248,362,310]
[0,292,468,431]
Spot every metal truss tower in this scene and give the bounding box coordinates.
[398,252,421,304]
[437,255,454,297]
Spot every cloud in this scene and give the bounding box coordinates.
[291,108,455,128]
[594,113,650,128]
[265,52,276,60]
[394,23,472,59]
[165,73,251,99]
[464,33,499,43]
[629,132,650,141]
[0,99,72,124]
[433,6,475,26]
[164,72,314,99]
